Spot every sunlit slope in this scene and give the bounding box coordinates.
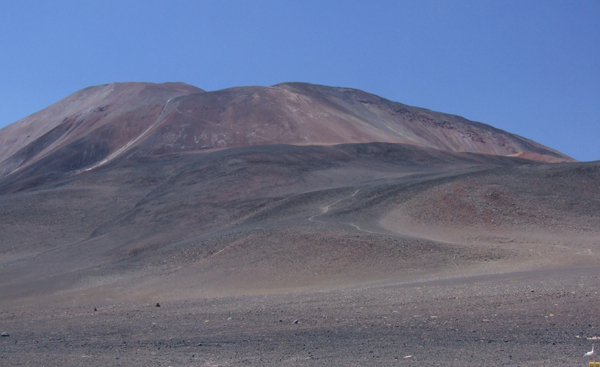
[0,82,573,190]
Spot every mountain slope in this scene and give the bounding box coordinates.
[0,82,595,366]
[0,82,573,189]
[0,81,590,303]
[0,82,204,178]
[0,143,596,302]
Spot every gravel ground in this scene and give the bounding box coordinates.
[2,265,599,367]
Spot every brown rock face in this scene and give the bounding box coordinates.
[0,81,573,187]
[0,82,203,179]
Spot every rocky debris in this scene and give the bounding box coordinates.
[1,266,599,366]
[1,332,9,337]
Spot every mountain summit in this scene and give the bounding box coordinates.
[0,82,573,185]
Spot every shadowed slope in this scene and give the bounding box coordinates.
[0,143,596,304]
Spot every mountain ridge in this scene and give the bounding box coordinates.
[0,81,574,186]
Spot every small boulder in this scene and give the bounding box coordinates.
[1,332,9,337]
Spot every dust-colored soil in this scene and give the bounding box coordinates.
[1,266,599,366]
[0,143,598,366]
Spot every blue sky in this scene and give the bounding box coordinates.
[1,0,598,161]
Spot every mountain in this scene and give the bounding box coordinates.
[1,82,598,365]
[0,82,573,193]
[0,81,594,301]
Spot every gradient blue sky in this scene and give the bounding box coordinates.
[1,0,598,161]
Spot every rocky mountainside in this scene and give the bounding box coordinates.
[0,82,596,367]
[0,82,573,192]
[1,81,596,297]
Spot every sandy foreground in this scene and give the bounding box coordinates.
[1,265,599,367]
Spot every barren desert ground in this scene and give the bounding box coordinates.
[2,265,600,366]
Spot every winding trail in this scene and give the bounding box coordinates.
[309,189,360,223]
[308,188,380,234]
[348,222,376,234]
